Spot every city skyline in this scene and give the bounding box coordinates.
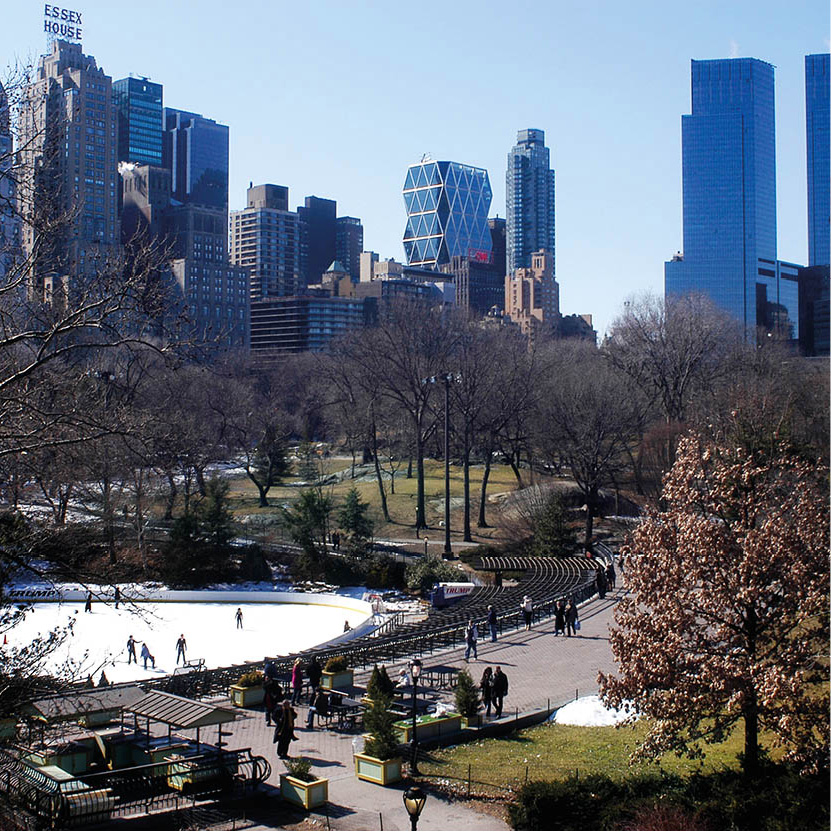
[1,0,827,336]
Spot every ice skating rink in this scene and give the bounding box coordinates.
[8,598,361,684]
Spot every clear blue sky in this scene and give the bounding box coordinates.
[4,1,829,336]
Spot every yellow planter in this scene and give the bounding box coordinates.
[394,713,462,743]
[230,684,265,708]
[354,753,402,785]
[280,774,329,809]
[321,669,354,690]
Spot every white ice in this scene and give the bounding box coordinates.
[552,695,636,727]
[7,599,360,684]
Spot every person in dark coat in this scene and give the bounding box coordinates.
[554,600,566,636]
[263,662,283,726]
[595,565,607,599]
[492,666,508,717]
[480,667,493,717]
[605,562,616,590]
[307,656,323,702]
[565,600,579,637]
[486,605,498,642]
[273,700,297,758]
[126,635,137,664]
[84,592,93,613]
[290,658,303,705]
[306,690,329,729]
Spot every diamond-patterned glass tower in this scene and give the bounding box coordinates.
[403,160,493,268]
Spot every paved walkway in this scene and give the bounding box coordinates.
[218,586,626,831]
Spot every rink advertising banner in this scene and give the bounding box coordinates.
[43,5,83,41]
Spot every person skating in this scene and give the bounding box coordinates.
[521,595,533,631]
[480,666,493,717]
[464,619,478,662]
[235,608,243,629]
[306,656,323,702]
[126,635,137,664]
[486,605,498,642]
[554,600,566,636]
[565,600,579,637]
[114,587,121,609]
[140,642,155,669]
[492,666,508,717]
[175,633,188,665]
[273,699,297,759]
[84,592,93,613]
[290,658,303,705]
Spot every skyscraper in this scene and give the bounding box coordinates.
[230,184,302,299]
[0,81,18,281]
[664,58,793,340]
[18,40,119,291]
[402,160,493,269]
[506,129,555,275]
[297,195,337,287]
[163,108,229,210]
[113,76,163,166]
[805,53,830,267]
[336,216,363,281]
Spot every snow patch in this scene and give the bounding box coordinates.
[551,695,636,727]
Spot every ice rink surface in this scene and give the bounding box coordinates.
[9,599,360,684]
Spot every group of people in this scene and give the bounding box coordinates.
[479,666,509,717]
[553,599,580,636]
[595,561,616,599]
[125,635,155,669]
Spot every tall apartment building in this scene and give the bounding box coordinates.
[0,81,18,281]
[488,217,506,282]
[805,54,830,267]
[18,40,119,293]
[506,129,555,275]
[504,249,558,340]
[336,216,363,281]
[229,183,302,299]
[298,195,336,287]
[113,76,163,166]
[664,58,796,341]
[403,160,493,269]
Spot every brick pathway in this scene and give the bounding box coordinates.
[215,587,626,831]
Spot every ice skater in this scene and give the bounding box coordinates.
[84,592,93,613]
[140,642,155,669]
[235,608,243,629]
[126,635,137,664]
[114,587,121,609]
[175,633,187,665]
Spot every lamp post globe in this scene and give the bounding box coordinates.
[403,785,427,831]
[409,657,422,775]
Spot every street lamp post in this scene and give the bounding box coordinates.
[403,786,427,831]
[423,537,429,557]
[409,657,422,775]
[442,374,451,558]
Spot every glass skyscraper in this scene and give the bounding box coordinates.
[163,108,229,210]
[665,58,787,339]
[806,53,830,267]
[402,160,492,268]
[506,128,555,274]
[113,76,163,166]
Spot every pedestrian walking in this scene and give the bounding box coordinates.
[140,642,155,669]
[480,667,493,717]
[486,605,498,642]
[84,592,93,613]
[606,561,616,590]
[235,607,243,629]
[464,619,478,662]
[565,600,579,637]
[175,633,187,664]
[492,666,508,718]
[290,658,304,705]
[114,587,121,609]
[263,662,283,726]
[554,600,566,635]
[307,656,323,702]
[596,565,607,599]
[273,700,298,759]
[521,595,533,631]
[126,635,137,664]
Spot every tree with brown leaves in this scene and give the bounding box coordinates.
[599,433,829,775]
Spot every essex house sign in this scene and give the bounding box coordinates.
[43,5,84,42]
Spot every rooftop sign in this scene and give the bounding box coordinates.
[43,5,83,42]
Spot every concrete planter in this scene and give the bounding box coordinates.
[394,713,462,743]
[280,774,328,809]
[321,669,354,690]
[229,685,265,708]
[353,753,402,785]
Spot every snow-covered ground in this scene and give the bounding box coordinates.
[8,598,361,684]
[552,695,636,727]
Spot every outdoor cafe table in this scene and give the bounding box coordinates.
[421,664,459,689]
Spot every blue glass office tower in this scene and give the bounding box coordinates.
[402,160,492,268]
[506,128,555,274]
[113,76,163,166]
[665,58,782,339]
[163,108,229,210]
[806,54,830,266]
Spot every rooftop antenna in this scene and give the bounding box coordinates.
[420,152,433,163]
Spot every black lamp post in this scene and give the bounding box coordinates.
[403,785,427,831]
[409,657,422,775]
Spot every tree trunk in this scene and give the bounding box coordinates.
[416,437,426,530]
[509,453,523,487]
[164,472,177,520]
[195,466,207,497]
[583,492,596,552]
[370,416,391,522]
[462,441,472,543]
[743,604,760,774]
[407,455,413,479]
[477,453,492,528]
[257,483,269,508]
